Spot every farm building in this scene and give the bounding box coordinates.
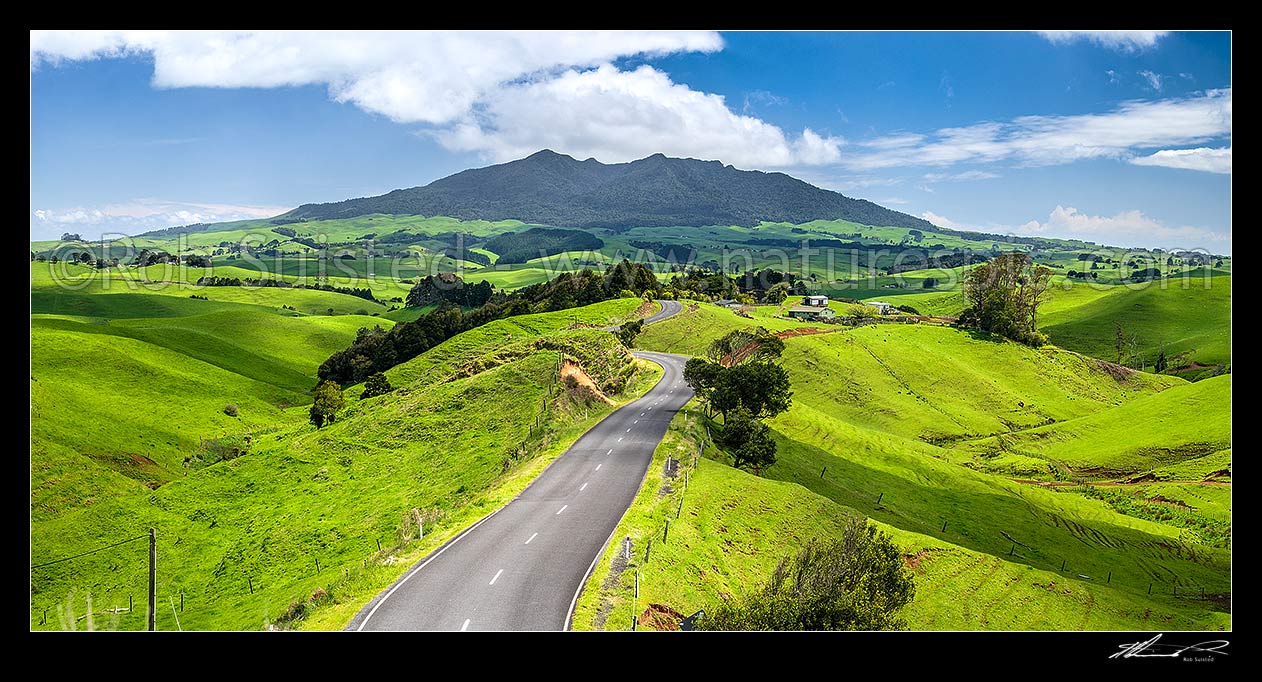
[803,294,829,307]
[869,301,895,315]
[787,304,836,321]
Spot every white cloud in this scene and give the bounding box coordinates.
[30,30,723,125]
[433,64,844,167]
[843,89,1231,172]
[1015,205,1228,247]
[801,174,904,192]
[742,89,787,113]
[1036,31,1169,52]
[1106,69,1120,84]
[30,199,290,240]
[30,30,846,168]
[1130,146,1231,174]
[875,197,909,205]
[1138,70,1163,91]
[923,170,1000,183]
[920,211,963,229]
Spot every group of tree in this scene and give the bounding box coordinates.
[684,328,792,473]
[318,260,662,384]
[697,517,915,630]
[956,252,1051,346]
[195,275,378,303]
[405,273,494,308]
[484,227,604,264]
[1064,270,1099,280]
[885,249,989,275]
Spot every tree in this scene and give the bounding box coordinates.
[616,318,644,349]
[683,357,725,417]
[847,303,881,319]
[361,372,393,399]
[310,380,346,428]
[698,517,915,631]
[60,232,83,242]
[922,277,938,289]
[706,327,784,367]
[708,362,793,421]
[716,406,777,473]
[765,281,792,304]
[957,252,1050,346]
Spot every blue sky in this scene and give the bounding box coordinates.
[29,30,1231,252]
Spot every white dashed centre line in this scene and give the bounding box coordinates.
[580,482,588,491]
[461,619,470,631]
[596,464,602,471]
[607,448,613,455]
[489,569,504,585]
[556,505,568,515]
[618,437,623,442]
[525,533,538,545]
[626,428,632,432]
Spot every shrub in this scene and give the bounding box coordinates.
[698,517,915,630]
[360,373,393,400]
[223,403,239,417]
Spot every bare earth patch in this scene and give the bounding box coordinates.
[639,603,686,630]
[561,359,615,405]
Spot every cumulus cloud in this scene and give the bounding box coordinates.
[1014,205,1228,247]
[29,30,845,168]
[1130,146,1232,174]
[844,89,1231,172]
[433,64,843,167]
[30,199,290,240]
[30,30,724,125]
[1036,31,1169,52]
[920,211,965,229]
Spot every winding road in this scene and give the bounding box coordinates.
[351,301,689,631]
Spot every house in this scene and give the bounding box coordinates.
[869,301,895,315]
[713,299,741,308]
[787,304,836,321]
[803,294,829,307]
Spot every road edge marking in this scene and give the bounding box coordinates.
[355,506,504,631]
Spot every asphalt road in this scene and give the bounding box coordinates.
[351,303,689,632]
[605,299,683,331]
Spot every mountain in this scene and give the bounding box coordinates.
[279,150,935,231]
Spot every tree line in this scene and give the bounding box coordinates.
[195,275,379,303]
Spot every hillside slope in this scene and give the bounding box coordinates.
[30,299,656,630]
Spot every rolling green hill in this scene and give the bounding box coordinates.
[625,309,1230,630]
[1040,274,1231,369]
[30,298,657,630]
[950,374,1231,476]
[573,407,1229,631]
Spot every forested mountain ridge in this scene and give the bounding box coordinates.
[279,150,937,231]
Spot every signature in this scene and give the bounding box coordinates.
[1111,634,1230,660]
